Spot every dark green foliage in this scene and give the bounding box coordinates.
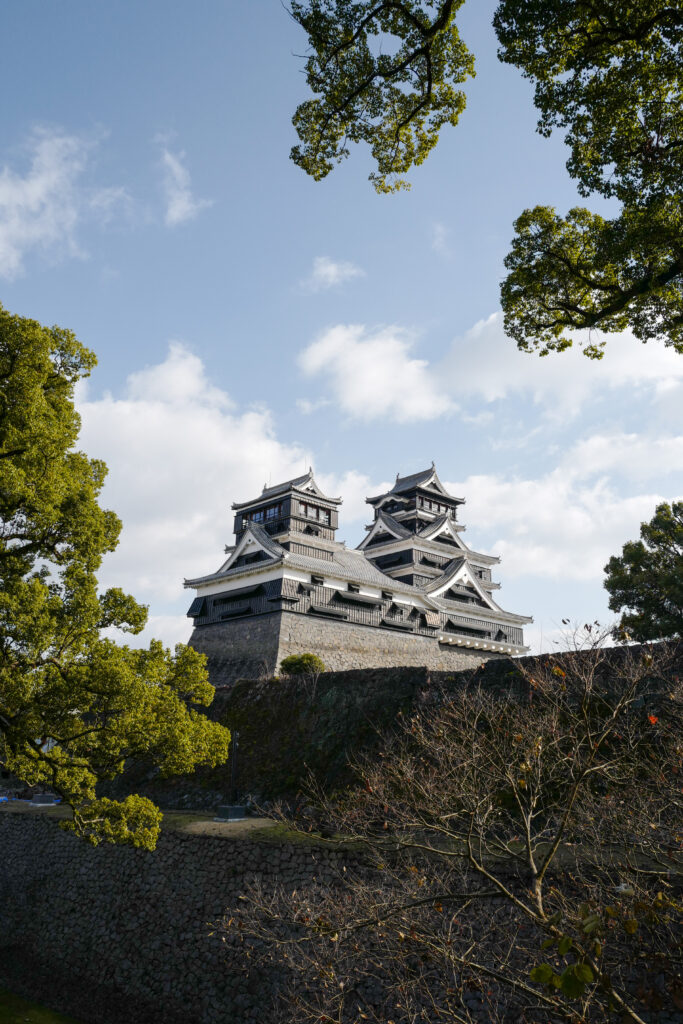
[0,304,231,849]
[279,653,326,676]
[290,1,474,192]
[495,1,683,355]
[604,500,683,640]
[291,2,683,353]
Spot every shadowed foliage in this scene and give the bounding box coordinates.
[0,303,230,849]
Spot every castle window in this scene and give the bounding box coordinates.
[348,584,360,593]
[251,509,264,522]
[266,505,278,519]
[381,590,392,600]
[301,502,331,525]
[311,574,324,586]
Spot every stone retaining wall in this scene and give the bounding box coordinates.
[189,609,498,688]
[0,812,353,1024]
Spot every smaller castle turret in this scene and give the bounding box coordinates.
[231,469,341,549]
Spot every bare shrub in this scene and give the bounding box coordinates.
[228,632,682,1023]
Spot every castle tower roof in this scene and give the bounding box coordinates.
[366,463,464,506]
[232,467,341,511]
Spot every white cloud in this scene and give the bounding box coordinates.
[296,396,330,415]
[0,127,128,278]
[298,324,455,422]
[77,343,310,636]
[297,313,683,424]
[301,256,365,292]
[447,430,682,583]
[441,313,683,417]
[430,221,451,257]
[569,433,683,484]
[158,146,212,227]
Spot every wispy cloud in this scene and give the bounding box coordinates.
[440,313,683,418]
[430,221,451,257]
[296,396,330,415]
[158,144,212,227]
[0,127,129,279]
[446,429,682,583]
[301,255,365,292]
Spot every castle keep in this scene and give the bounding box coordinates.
[185,466,532,685]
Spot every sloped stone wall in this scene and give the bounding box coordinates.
[189,609,500,689]
[276,609,494,672]
[0,812,353,1024]
[188,612,282,688]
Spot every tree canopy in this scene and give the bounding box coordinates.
[0,304,231,849]
[291,1,683,356]
[604,500,683,641]
[290,1,473,194]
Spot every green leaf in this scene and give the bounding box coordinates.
[558,935,572,956]
[530,964,555,985]
[560,966,587,999]
[574,963,594,985]
[290,0,475,192]
[0,302,232,849]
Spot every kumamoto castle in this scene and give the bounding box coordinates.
[185,465,532,684]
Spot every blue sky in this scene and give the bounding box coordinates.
[2,0,681,652]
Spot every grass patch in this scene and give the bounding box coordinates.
[0,987,81,1024]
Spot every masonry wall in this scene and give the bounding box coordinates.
[276,609,495,672]
[107,662,521,811]
[190,609,500,689]
[189,612,282,687]
[0,812,354,1024]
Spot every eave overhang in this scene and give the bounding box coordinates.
[438,634,528,655]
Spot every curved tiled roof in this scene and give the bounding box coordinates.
[232,469,341,509]
[187,537,424,596]
[366,464,464,504]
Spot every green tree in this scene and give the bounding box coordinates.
[604,501,683,641]
[0,304,230,849]
[291,2,683,355]
[496,2,683,357]
[290,1,474,193]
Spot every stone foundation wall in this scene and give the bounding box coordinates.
[276,609,495,672]
[0,812,354,1024]
[190,609,500,688]
[189,612,282,687]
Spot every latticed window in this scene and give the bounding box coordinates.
[301,503,330,525]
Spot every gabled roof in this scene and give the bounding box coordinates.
[357,511,412,551]
[418,516,500,564]
[185,533,431,597]
[187,522,283,585]
[418,514,465,544]
[420,557,502,613]
[366,463,464,504]
[232,468,341,510]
